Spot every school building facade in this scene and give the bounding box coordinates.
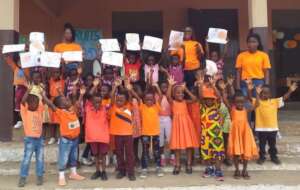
[0,0,300,141]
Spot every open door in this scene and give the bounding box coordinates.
[188,9,239,75]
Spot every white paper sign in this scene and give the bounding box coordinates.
[93,59,102,76]
[99,39,120,52]
[206,60,218,76]
[29,41,45,53]
[169,30,184,50]
[101,52,123,67]
[40,52,61,68]
[2,44,25,54]
[20,52,38,68]
[207,28,228,44]
[142,36,163,52]
[62,51,83,62]
[126,33,140,51]
[29,32,45,43]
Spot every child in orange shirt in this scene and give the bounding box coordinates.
[110,79,136,181]
[44,90,85,186]
[18,86,45,187]
[85,93,110,181]
[167,77,199,175]
[130,83,163,178]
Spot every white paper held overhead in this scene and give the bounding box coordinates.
[20,52,38,68]
[40,52,61,68]
[169,30,184,50]
[99,39,120,52]
[2,44,25,54]
[62,51,83,62]
[126,33,140,51]
[29,32,45,43]
[207,28,228,44]
[101,52,123,67]
[142,36,163,53]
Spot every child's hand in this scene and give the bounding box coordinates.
[209,76,216,86]
[195,70,205,84]
[80,86,86,95]
[246,79,254,90]
[181,82,186,90]
[256,85,263,95]
[114,78,122,87]
[218,80,226,91]
[77,67,83,75]
[93,78,100,87]
[227,75,234,86]
[159,66,168,73]
[125,83,133,91]
[167,76,176,86]
[289,82,298,92]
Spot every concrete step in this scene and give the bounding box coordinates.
[1,157,300,176]
[0,171,300,190]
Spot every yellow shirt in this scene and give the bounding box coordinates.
[236,51,271,80]
[253,98,284,131]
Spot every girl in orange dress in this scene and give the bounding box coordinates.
[221,83,258,180]
[167,77,199,175]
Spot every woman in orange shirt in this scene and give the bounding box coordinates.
[54,23,82,72]
[182,27,205,89]
[236,33,271,96]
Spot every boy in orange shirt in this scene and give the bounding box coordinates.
[43,89,85,186]
[18,86,45,187]
[110,79,136,181]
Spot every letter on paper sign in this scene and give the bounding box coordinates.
[126,33,140,51]
[2,44,25,54]
[207,28,228,44]
[99,39,120,52]
[169,30,184,50]
[101,52,123,67]
[62,51,83,62]
[142,36,163,53]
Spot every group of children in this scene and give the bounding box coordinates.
[2,36,298,188]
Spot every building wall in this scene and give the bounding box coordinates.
[20,0,249,50]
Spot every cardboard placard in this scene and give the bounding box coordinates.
[207,28,228,44]
[169,30,184,50]
[62,51,83,62]
[2,44,25,54]
[142,36,163,52]
[101,52,123,67]
[99,39,120,52]
[126,33,140,51]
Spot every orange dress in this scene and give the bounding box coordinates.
[227,107,258,160]
[170,101,199,150]
[187,102,201,144]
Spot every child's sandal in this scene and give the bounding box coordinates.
[242,170,250,180]
[173,166,181,175]
[233,170,241,179]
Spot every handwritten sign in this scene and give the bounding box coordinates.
[40,52,61,68]
[2,44,25,54]
[99,39,120,52]
[29,41,45,53]
[207,28,228,44]
[62,51,83,62]
[20,52,38,68]
[75,29,101,60]
[29,32,45,43]
[206,60,218,76]
[142,36,163,53]
[126,33,140,51]
[101,52,123,67]
[169,30,184,50]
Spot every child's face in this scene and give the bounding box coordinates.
[211,51,219,62]
[104,69,114,81]
[92,96,102,110]
[32,73,42,85]
[69,70,78,81]
[247,37,259,51]
[85,75,94,87]
[144,93,155,106]
[160,83,168,94]
[147,56,156,66]
[100,85,110,98]
[174,86,184,101]
[128,54,136,64]
[171,55,180,65]
[234,96,245,110]
[116,94,127,107]
[204,98,215,107]
[59,96,72,109]
[260,87,271,100]
[184,27,193,40]
[27,96,39,111]
[64,29,73,42]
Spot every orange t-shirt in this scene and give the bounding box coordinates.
[140,103,160,136]
[85,101,109,143]
[20,102,44,138]
[174,40,204,71]
[110,104,133,136]
[235,50,271,80]
[6,56,30,86]
[53,42,82,53]
[54,108,80,139]
[49,78,65,98]
[102,98,111,110]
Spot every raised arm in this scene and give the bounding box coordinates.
[111,78,122,105]
[205,39,210,59]
[184,84,197,102]
[41,90,57,111]
[167,76,176,104]
[153,83,163,104]
[283,82,298,101]
[21,85,32,106]
[89,77,101,96]
[226,75,235,98]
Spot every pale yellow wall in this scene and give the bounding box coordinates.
[0,0,19,31]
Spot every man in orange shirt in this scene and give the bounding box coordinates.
[18,86,45,187]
